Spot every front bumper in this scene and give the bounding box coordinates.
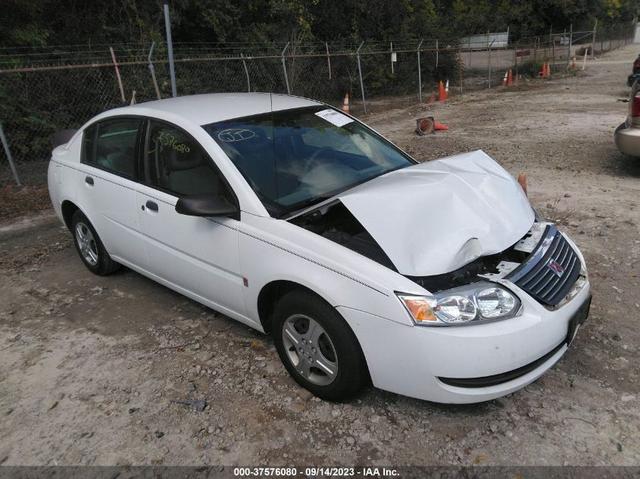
[614,122,640,157]
[338,279,591,404]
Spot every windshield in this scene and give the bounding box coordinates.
[203,106,414,216]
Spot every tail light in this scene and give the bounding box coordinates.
[631,90,640,118]
[631,93,640,118]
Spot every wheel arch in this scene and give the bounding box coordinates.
[61,200,80,230]
[258,279,373,388]
[257,280,331,334]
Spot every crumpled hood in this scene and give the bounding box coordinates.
[338,150,535,276]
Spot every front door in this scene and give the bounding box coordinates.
[136,119,246,318]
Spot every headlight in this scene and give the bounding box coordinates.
[397,282,520,326]
[475,287,517,318]
[433,295,477,323]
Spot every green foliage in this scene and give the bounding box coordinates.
[2,0,637,49]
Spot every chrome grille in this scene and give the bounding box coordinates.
[507,225,581,306]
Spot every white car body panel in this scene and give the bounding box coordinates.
[339,276,590,403]
[135,184,247,317]
[74,165,147,265]
[47,93,591,404]
[339,150,535,276]
[238,212,426,327]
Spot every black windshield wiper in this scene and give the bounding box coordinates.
[280,193,338,219]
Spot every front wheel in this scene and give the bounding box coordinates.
[273,290,369,401]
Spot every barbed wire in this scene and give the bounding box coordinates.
[0,25,622,70]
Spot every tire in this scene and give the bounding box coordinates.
[70,210,120,276]
[272,290,369,401]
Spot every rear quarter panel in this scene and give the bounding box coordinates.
[48,138,83,224]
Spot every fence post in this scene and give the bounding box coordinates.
[163,2,177,97]
[417,39,423,103]
[356,41,366,113]
[325,42,332,80]
[487,39,494,88]
[147,42,162,100]
[568,24,573,63]
[592,19,598,58]
[458,44,463,95]
[281,42,291,95]
[0,123,21,187]
[435,39,439,68]
[241,53,251,92]
[109,47,126,103]
[390,42,394,75]
[513,44,517,78]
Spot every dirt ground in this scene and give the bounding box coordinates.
[1,44,639,467]
[0,184,52,223]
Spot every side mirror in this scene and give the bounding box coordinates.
[175,194,239,219]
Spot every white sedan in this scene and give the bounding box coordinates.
[48,93,591,404]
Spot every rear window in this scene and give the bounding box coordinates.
[82,118,142,178]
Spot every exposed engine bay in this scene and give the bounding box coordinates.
[292,202,549,294]
[290,201,397,271]
[409,223,551,292]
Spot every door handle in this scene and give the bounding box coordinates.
[85,176,94,186]
[145,200,159,212]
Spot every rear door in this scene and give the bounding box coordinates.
[135,119,247,318]
[75,117,147,266]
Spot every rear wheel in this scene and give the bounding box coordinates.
[71,210,120,275]
[272,290,368,401]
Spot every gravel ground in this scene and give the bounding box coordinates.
[1,44,639,467]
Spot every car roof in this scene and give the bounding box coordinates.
[102,92,323,126]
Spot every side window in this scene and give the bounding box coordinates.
[145,121,233,199]
[82,118,141,178]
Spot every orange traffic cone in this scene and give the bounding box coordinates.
[507,69,513,86]
[517,173,528,196]
[547,63,552,77]
[502,70,509,86]
[539,64,545,77]
[342,93,350,113]
[434,121,449,131]
[438,81,447,102]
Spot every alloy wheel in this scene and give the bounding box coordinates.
[75,222,99,266]
[281,314,338,386]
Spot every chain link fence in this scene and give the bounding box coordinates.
[0,21,636,187]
